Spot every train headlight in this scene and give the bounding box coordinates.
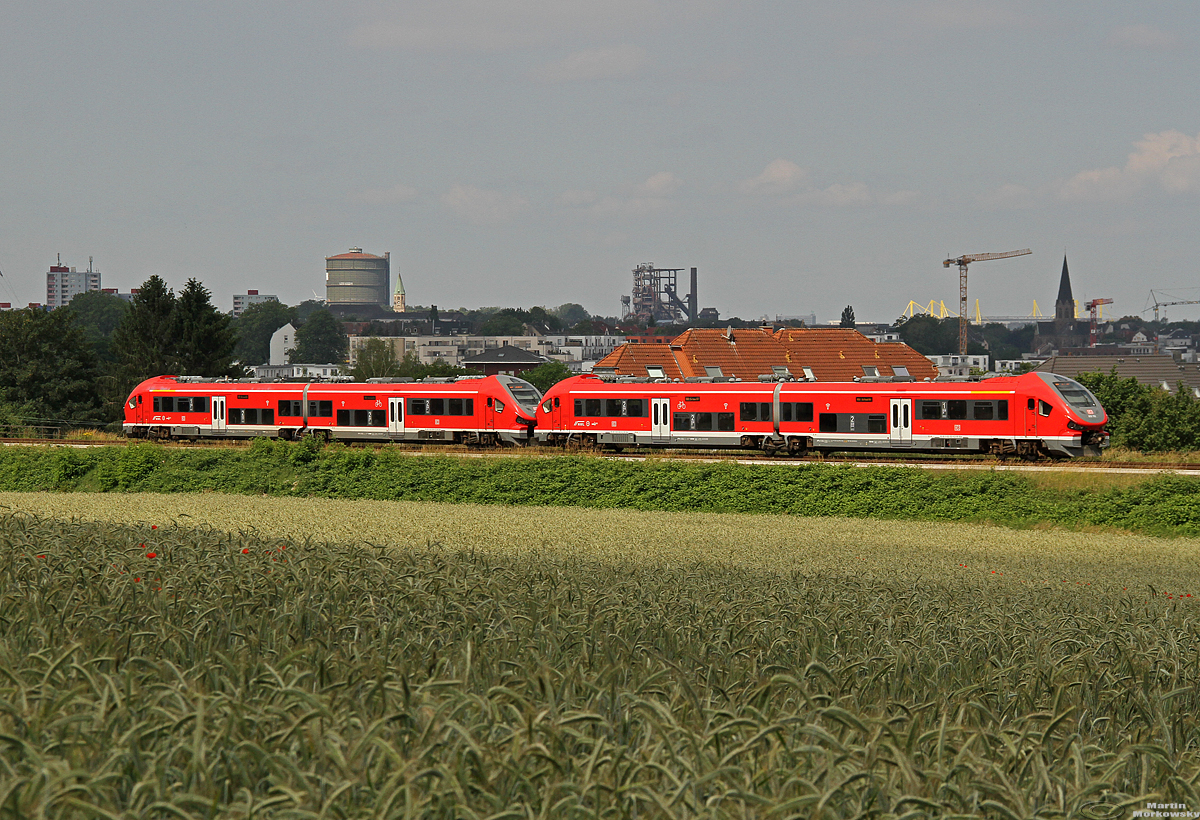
[1066,419,1083,431]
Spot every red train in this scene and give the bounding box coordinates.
[123,374,541,445]
[534,371,1108,458]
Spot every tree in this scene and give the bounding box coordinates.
[519,360,573,394]
[840,305,856,328]
[65,291,128,364]
[554,303,591,326]
[480,312,526,335]
[233,300,295,365]
[110,275,178,381]
[175,278,241,377]
[351,338,402,380]
[290,309,346,364]
[0,307,102,425]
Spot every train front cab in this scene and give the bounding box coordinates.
[1025,373,1108,458]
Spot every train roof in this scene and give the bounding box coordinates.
[134,375,502,393]
[553,372,1043,394]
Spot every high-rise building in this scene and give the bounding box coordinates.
[325,248,390,310]
[232,289,279,317]
[46,255,101,308]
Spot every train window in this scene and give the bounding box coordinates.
[717,413,735,431]
[542,400,552,414]
[998,400,1008,420]
[153,396,173,412]
[494,400,505,414]
[278,400,302,417]
[696,413,713,431]
[947,400,967,420]
[1027,398,1035,410]
[449,398,464,415]
[781,403,791,422]
[794,402,813,422]
[973,402,994,420]
[553,397,560,408]
[230,408,270,425]
[429,398,445,415]
[892,406,898,428]
[585,399,602,416]
[759,403,771,422]
[1039,399,1052,417]
[336,410,349,426]
[605,399,623,417]
[919,401,942,420]
[351,409,386,427]
[308,400,333,417]
[673,413,692,430]
[819,413,838,433]
[868,415,886,434]
[626,398,645,417]
[740,402,756,421]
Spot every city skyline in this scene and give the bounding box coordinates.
[2,2,1199,323]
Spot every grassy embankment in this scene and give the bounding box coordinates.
[2,439,1200,536]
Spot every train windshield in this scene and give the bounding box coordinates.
[1049,376,1098,408]
[501,377,542,409]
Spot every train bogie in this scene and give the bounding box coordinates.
[123,374,540,446]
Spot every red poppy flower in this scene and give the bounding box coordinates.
[134,577,141,582]
[146,552,156,559]
[242,548,249,554]
[151,525,157,530]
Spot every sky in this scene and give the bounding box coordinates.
[2,1,1199,324]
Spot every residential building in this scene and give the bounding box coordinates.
[232,290,279,317]
[347,334,625,373]
[927,354,990,377]
[46,256,101,308]
[269,323,296,366]
[460,344,548,376]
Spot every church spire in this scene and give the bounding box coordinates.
[1055,256,1074,320]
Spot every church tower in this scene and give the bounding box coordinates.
[392,271,406,313]
[1054,256,1075,321]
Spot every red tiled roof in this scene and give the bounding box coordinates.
[774,328,936,381]
[595,343,685,380]
[594,327,937,381]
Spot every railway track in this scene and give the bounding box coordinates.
[3,436,1198,474]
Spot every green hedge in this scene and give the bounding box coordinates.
[3,440,1199,536]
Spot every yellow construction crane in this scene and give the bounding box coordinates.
[943,249,1032,354]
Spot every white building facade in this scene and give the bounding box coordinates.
[347,334,625,373]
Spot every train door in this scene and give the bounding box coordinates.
[651,398,670,442]
[211,396,227,433]
[1023,397,1037,436]
[388,397,405,437]
[889,398,912,446]
[485,396,497,431]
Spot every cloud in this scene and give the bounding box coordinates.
[441,184,529,224]
[361,183,418,205]
[558,172,682,218]
[1057,130,1200,202]
[739,159,809,195]
[532,45,649,83]
[738,159,910,207]
[1107,24,1184,50]
[633,171,681,196]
